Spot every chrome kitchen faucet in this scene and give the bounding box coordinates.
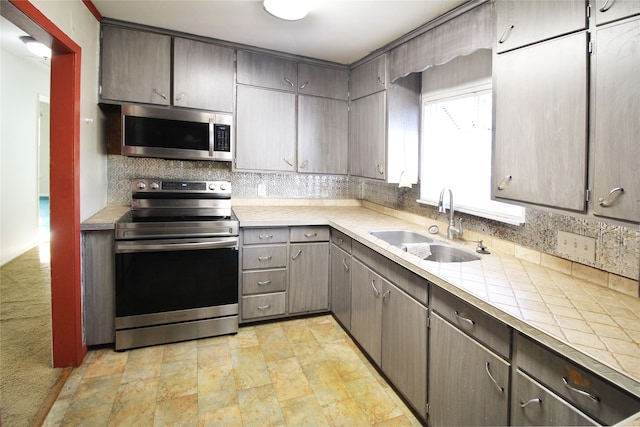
[438,188,463,240]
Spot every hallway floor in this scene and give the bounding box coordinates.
[44,315,422,426]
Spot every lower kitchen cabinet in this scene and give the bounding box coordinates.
[351,259,384,364]
[288,241,329,314]
[82,230,115,346]
[330,242,351,330]
[428,312,510,426]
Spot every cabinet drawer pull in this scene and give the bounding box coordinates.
[284,77,294,87]
[292,249,303,260]
[258,256,272,261]
[498,25,514,44]
[336,238,344,244]
[299,81,309,89]
[342,257,350,272]
[599,0,613,12]
[598,187,624,207]
[257,280,272,286]
[485,362,504,393]
[371,280,380,297]
[175,91,187,101]
[152,88,168,100]
[454,310,475,327]
[257,304,271,310]
[304,232,317,238]
[497,175,512,191]
[520,398,542,408]
[562,377,600,403]
[259,234,274,240]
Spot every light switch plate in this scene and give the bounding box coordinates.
[557,231,596,262]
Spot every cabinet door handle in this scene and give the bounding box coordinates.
[562,377,600,403]
[175,91,187,101]
[153,88,168,100]
[342,257,350,272]
[299,81,309,89]
[371,280,380,297]
[377,76,384,86]
[304,232,317,238]
[258,256,272,261]
[283,157,294,167]
[599,0,613,12]
[259,234,274,240]
[284,77,294,87]
[382,290,391,300]
[299,160,308,169]
[598,187,624,207]
[454,310,475,327]
[498,25,514,44]
[497,175,512,191]
[291,249,303,260]
[520,398,542,408]
[257,280,272,286]
[485,362,504,393]
[257,304,271,310]
[377,164,384,175]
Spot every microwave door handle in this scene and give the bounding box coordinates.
[209,118,215,157]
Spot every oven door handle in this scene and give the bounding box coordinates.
[116,237,238,253]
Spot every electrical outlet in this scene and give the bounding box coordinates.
[257,183,266,198]
[557,231,596,262]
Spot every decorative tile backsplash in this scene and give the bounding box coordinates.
[108,155,639,282]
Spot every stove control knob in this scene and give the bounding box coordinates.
[136,181,146,190]
[150,182,160,190]
[209,183,217,191]
[220,183,228,191]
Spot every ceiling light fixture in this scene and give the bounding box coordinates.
[263,0,309,21]
[20,35,51,58]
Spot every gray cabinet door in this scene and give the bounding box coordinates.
[236,50,297,91]
[298,96,348,174]
[512,369,598,426]
[297,63,349,100]
[289,242,329,314]
[330,244,351,330]
[235,85,297,172]
[429,313,510,427]
[82,231,115,346]
[495,0,587,53]
[381,283,428,419]
[173,37,234,112]
[350,54,387,100]
[592,18,640,222]
[100,26,171,105]
[350,259,383,365]
[595,0,640,26]
[349,92,386,180]
[493,33,588,211]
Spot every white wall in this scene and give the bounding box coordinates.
[0,49,50,265]
[30,0,107,221]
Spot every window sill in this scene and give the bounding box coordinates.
[416,199,525,226]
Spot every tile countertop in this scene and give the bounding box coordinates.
[233,204,640,403]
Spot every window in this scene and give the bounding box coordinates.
[418,83,525,225]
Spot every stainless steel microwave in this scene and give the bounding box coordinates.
[121,104,233,162]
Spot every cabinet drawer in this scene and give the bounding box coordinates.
[514,334,640,425]
[243,228,289,245]
[242,292,286,320]
[331,229,352,253]
[290,226,329,242]
[242,245,287,270]
[242,269,287,295]
[431,286,511,359]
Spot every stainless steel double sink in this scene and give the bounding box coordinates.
[369,230,480,263]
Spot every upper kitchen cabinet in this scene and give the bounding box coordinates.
[235,85,296,172]
[595,0,640,26]
[592,18,640,222]
[297,63,349,100]
[236,50,297,92]
[350,54,387,100]
[100,25,171,105]
[350,92,386,179]
[495,0,588,53]
[493,33,589,211]
[173,37,234,112]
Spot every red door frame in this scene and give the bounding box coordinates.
[5,0,86,367]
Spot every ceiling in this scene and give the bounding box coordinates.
[0,16,51,70]
[91,0,468,65]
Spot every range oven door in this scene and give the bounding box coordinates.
[114,236,239,349]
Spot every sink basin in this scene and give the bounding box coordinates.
[369,230,434,247]
[424,244,481,263]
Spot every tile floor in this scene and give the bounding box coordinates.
[44,315,423,426]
